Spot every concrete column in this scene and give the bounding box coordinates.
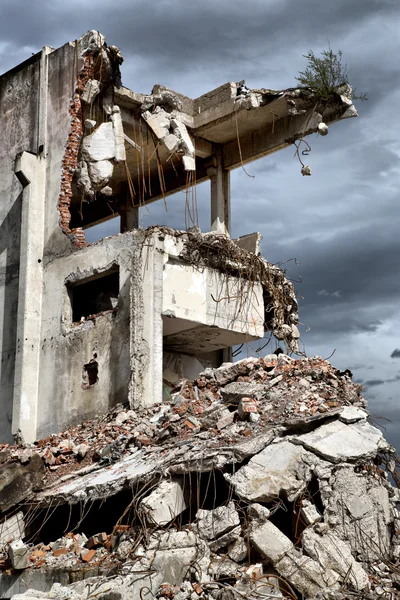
[120,204,139,232]
[207,146,231,235]
[129,236,164,409]
[12,152,46,443]
[38,46,53,155]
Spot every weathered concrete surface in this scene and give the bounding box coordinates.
[146,530,209,585]
[275,549,340,598]
[339,405,369,423]
[196,501,240,541]
[249,519,293,564]
[293,419,387,463]
[0,511,24,547]
[8,540,29,570]
[321,466,392,561]
[81,122,116,162]
[302,528,369,591]
[0,454,44,511]
[221,381,266,403]
[141,479,188,525]
[227,440,314,502]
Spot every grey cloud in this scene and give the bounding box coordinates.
[391,349,400,358]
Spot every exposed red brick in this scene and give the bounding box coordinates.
[57,53,95,248]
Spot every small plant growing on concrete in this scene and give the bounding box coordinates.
[296,48,367,102]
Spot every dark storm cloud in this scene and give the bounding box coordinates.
[364,379,386,387]
[363,374,400,388]
[1,0,399,97]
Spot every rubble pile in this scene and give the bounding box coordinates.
[1,354,400,600]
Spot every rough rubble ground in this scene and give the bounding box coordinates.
[1,354,400,600]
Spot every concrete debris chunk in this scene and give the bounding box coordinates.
[0,452,44,511]
[8,539,29,570]
[249,519,293,564]
[81,122,116,162]
[221,381,266,403]
[142,108,171,139]
[275,549,340,597]
[300,500,321,525]
[88,159,114,187]
[0,511,24,548]
[293,419,385,463]
[81,79,101,105]
[182,155,195,171]
[227,440,313,502]
[302,528,369,591]
[339,405,368,423]
[170,119,195,155]
[196,501,240,541]
[227,536,248,562]
[321,466,392,561]
[147,530,210,585]
[209,524,241,552]
[141,479,189,525]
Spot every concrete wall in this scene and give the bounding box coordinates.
[36,233,137,438]
[0,56,41,443]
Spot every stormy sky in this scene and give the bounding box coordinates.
[1,0,400,447]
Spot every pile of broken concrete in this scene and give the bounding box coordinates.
[1,353,400,600]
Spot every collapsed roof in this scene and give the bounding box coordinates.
[1,353,399,600]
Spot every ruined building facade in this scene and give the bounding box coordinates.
[0,31,357,444]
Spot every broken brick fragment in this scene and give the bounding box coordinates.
[86,532,108,549]
[80,549,96,562]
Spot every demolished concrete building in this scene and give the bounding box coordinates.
[2,30,397,600]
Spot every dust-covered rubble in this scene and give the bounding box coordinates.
[1,353,400,599]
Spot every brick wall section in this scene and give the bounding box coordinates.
[58,54,95,248]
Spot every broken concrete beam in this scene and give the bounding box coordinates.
[0,512,24,548]
[196,501,240,541]
[300,500,321,526]
[170,119,194,155]
[142,108,170,140]
[8,539,29,570]
[81,79,101,105]
[141,479,189,526]
[275,549,340,597]
[221,381,266,403]
[182,155,195,171]
[227,440,312,503]
[81,122,116,162]
[293,419,387,463]
[302,528,369,591]
[0,453,44,511]
[249,519,293,564]
[110,106,126,162]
